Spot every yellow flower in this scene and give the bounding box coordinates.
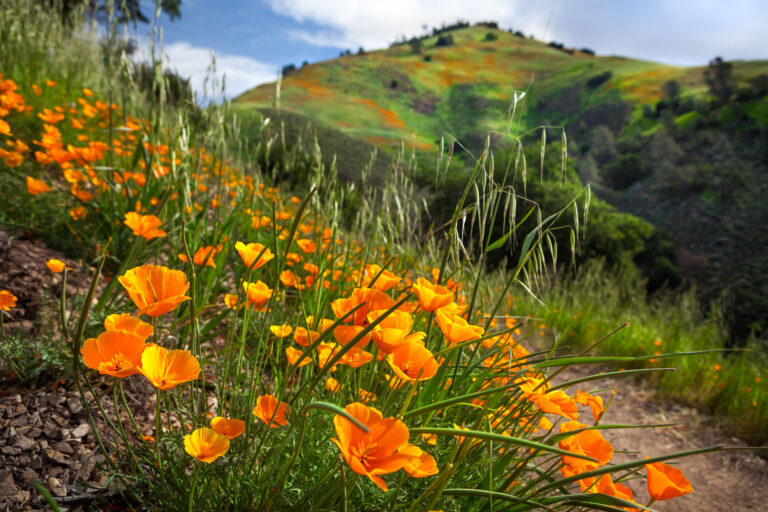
[184,427,230,463]
[46,259,70,273]
[270,324,293,338]
[138,343,200,390]
[235,241,274,270]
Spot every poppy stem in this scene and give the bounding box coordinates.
[339,457,347,512]
[188,463,202,512]
[155,389,162,462]
[0,312,4,340]
[59,267,69,341]
[398,380,419,418]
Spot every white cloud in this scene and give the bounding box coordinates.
[265,0,554,51]
[156,41,277,100]
[263,0,768,66]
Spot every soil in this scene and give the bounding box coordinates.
[0,230,93,333]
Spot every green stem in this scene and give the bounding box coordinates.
[155,389,162,463]
[188,463,202,512]
[59,268,69,341]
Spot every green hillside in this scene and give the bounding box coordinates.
[235,25,765,151]
[234,24,768,343]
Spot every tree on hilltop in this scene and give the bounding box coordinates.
[704,56,735,105]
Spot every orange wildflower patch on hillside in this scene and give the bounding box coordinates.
[295,78,334,100]
[354,99,405,129]
[609,67,682,104]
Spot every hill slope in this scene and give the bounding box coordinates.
[234,25,768,342]
[235,25,765,152]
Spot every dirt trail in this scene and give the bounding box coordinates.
[554,367,768,511]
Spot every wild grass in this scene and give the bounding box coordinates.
[0,2,763,511]
[504,261,768,445]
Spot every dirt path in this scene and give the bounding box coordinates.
[554,367,768,511]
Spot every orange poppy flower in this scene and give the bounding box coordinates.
[295,238,316,253]
[123,212,166,240]
[411,278,453,312]
[252,394,289,428]
[333,324,372,349]
[367,309,419,355]
[589,474,635,503]
[46,258,71,273]
[435,307,484,345]
[317,342,373,370]
[575,390,604,422]
[80,331,147,378]
[452,423,482,446]
[403,446,439,478]
[387,342,438,381]
[210,417,246,439]
[326,377,341,392]
[331,288,396,326]
[103,313,153,340]
[270,324,293,338]
[118,264,190,317]
[242,280,272,309]
[420,433,437,446]
[0,119,12,137]
[26,176,51,195]
[137,343,200,390]
[331,402,419,491]
[518,378,579,420]
[357,388,377,403]
[0,290,17,311]
[184,427,230,463]
[280,270,301,288]
[70,206,87,220]
[362,264,401,291]
[286,346,312,367]
[179,245,219,268]
[558,421,614,473]
[37,108,64,124]
[293,326,319,347]
[224,294,239,309]
[645,461,693,501]
[234,242,274,270]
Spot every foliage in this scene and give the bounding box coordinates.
[704,56,736,105]
[0,331,71,384]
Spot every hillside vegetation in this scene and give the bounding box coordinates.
[235,24,768,344]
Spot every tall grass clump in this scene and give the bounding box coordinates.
[506,260,768,445]
[0,1,758,510]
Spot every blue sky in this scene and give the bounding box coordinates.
[145,0,768,99]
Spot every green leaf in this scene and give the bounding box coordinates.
[409,427,598,462]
